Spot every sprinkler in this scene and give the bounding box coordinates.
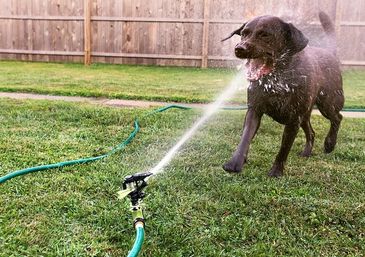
[118,172,153,257]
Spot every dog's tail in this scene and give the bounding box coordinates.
[319,11,337,54]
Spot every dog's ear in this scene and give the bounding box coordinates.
[221,23,246,42]
[284,23,309,54]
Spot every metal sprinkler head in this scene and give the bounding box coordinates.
[118,172,153,206]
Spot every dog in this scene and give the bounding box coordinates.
[221,12,344,177]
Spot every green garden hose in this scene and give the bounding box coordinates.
[341,108,365,112]
[0,105,190,184]
[0,119,139,184]
[128,225,145,257]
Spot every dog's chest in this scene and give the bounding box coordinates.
[247,74,306,124]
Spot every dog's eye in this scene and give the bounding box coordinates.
[257,31,270,39]
[241,29,251,37]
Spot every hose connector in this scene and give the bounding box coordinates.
[131,205,145,228]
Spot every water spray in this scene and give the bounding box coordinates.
[147,70,246,177]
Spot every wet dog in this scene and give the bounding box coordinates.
[222,12,344,177]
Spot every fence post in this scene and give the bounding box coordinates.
[334,0,342,43]
[201,0,210,68]
[84,0,91,65]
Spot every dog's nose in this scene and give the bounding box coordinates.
[235,43,251,58]
[235,43,251,53]
[235,44,247,51]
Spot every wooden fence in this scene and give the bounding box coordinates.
[0,0,364,68]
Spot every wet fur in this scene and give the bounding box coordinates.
[222,12,344,177]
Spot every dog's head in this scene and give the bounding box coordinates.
[222,15,308,81]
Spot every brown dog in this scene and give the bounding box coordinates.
[222,12,344,177]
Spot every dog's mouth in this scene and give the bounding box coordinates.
[245,57,274,81]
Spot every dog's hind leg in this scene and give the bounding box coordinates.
[316,91,344,153]
[316,85,345,153]
[299,117,315,157]
[321,110,343,153]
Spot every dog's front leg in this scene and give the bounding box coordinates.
[223,109,262,173]
[268,123,300,177]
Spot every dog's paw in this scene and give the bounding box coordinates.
[222,160,243,173]
[298,150,311,157]
[268,163,284,177]
[268,169,283,177]
[324,137,335,153]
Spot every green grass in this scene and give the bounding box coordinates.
[0,61,364,108]
[342,70,365,109]
[0,99,364,256]
[0,61,234,103]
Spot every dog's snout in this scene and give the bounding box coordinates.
[235,42,251,58]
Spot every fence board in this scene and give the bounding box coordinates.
[84,0,91,65]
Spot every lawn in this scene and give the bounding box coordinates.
[0,61,234,104]
[0,61,364,108]
[0,99,364,256]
